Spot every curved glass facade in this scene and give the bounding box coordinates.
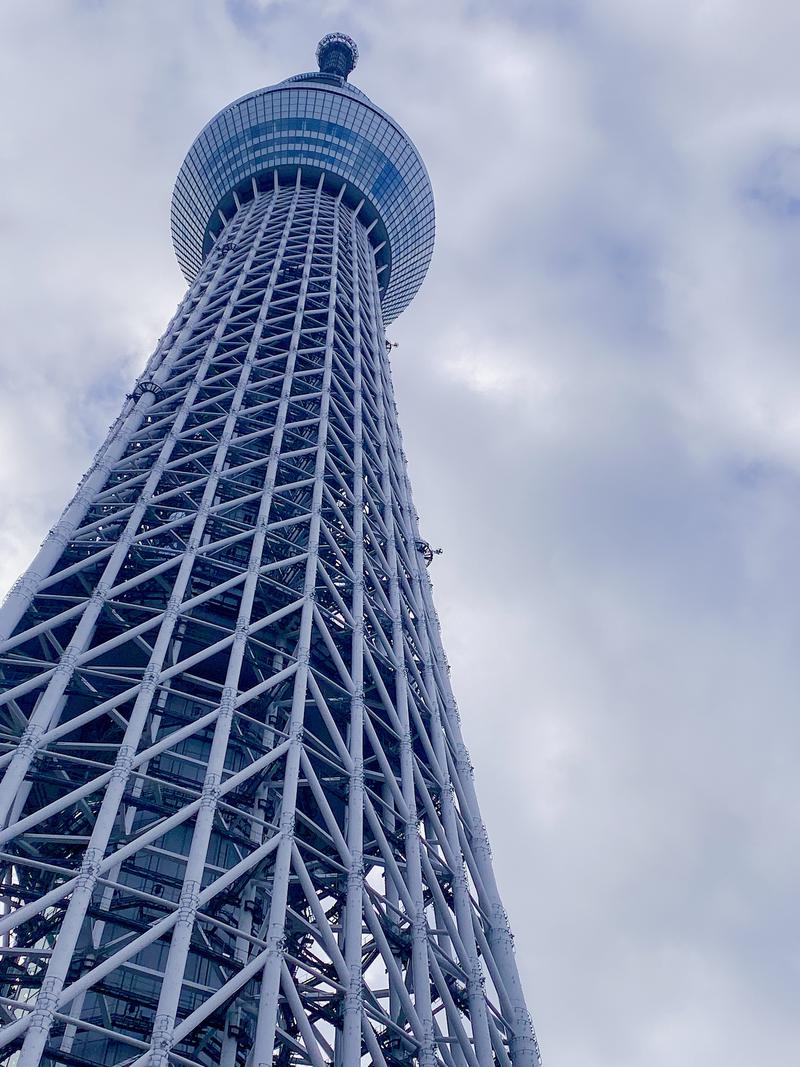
[171,72,435,322]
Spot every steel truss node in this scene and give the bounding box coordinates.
[0,44,539,1067]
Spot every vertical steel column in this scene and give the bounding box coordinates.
[363,249,436,1067]
[250,175,343,1067]
[339,200,366,1066]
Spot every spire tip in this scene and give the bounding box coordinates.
[316,33,358,80]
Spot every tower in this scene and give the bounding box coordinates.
[0,34,539,1067]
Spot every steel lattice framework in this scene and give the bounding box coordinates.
[0,36,539,1067]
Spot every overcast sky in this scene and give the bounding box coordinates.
[1,2,799,1064]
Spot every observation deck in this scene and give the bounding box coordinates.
[171,33,435,323]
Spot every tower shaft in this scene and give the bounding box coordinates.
[0,43,539,1067]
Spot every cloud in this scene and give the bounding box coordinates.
[0,2,798,1064]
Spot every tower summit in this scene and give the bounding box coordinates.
[316,32,358,79]
[0,37,539,1067]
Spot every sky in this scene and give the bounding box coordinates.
[1,1,799,1064]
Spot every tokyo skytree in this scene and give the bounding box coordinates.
[0,34,539,1067]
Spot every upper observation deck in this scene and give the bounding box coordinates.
[171,33,435,323]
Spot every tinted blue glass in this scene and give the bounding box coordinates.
[171,73,435,322]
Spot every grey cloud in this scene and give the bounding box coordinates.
[1,1,798,1064]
